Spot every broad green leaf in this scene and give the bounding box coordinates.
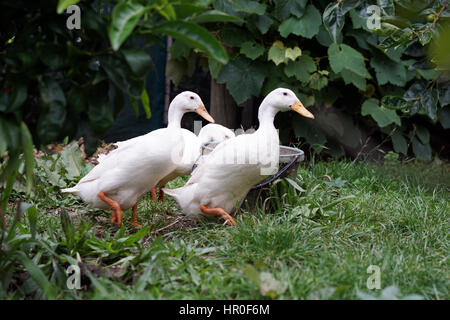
[217,58,266,104]
[170,39,191,60]
[284,54,316,82]
[57,0,80,14]
[381,96,411,110]
[108,2,147,51]
[349,8,368,30]
[323,1,344,43]
[362,98,401,127]
[268,41,286,66]
[60,141,84,180]
[309,72,328,90]
[190,10,243,23]
[420,88,439,120]
[273,0,307,20]
[156,3,176,20]
[370,55,407,86]
[141,89,151,119]
[173,4,207,20]
[254,15,273,34]
[328,43,370,78]
[121,49,152,77]
[412,137,432,161]
[240,41,265,60]
[404,81,427,115]
[392,130,407,155]
[231,0,266,15]
[279,18,298,38]
[285,47,302,61]
[415,125,430,144]
[341,69,367,90]
[208,58,222,79]
[279,5,321,39]
[154,21,228,64]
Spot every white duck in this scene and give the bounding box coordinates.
[61,91,214,227]
[150,123,236,202]
[163,88,314,225]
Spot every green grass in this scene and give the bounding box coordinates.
[1,159,449,300]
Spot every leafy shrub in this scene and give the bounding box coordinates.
[1,0,232,207]
[168,0,449,160]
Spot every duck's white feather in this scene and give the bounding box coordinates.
[163,88,313,220]
[61,91,212,211]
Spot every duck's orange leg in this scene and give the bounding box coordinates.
[98,192,123,227]
[158,187,165,202]
[200,205,236,226]
[151,188,158,201]
[131,203,142,228]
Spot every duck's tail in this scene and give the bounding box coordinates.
[60,187,79,194]
[163,184,196,209]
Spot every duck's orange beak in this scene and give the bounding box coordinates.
[195,104,215,123]
[290,100,314,119]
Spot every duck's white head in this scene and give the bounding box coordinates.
[263,88,314,119]
[170,91,215,123]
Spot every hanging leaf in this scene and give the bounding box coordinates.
[412,137,432,161]
[108,2,147,51]
[231,0,266,15]
[284,54,316,82]
[190,10,244,23]
[56,0,80,14]
[153,21,228,64]
[392,130,408,155]
[240,41,265,60]
[121,49,152,77]
[323,1,344,43]
[279,5,321,39]
[217,58,266,104]
[268,41,286,66]
[141,89,151,119]
[328,43,370,78]
[362,98,401,127]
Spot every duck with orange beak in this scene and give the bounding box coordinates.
[163,88,314,225]
[62,91,214,227]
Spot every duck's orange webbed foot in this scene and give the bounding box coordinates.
[131,203,142,228]
[98,191,123,227]
[200,205,236,226]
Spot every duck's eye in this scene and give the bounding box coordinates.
[190,96,195,100]
[283,92,288,96]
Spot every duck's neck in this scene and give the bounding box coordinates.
[167,104,184,129]
[257,101,278,132]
